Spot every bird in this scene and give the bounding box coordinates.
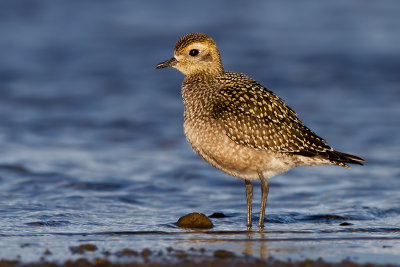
[155,33,364,229]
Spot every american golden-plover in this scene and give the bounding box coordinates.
[155,33,364,229]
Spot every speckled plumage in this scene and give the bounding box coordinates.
[156,33,364,228]
[174,33,210,52]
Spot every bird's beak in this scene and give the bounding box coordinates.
[155,57,177,69]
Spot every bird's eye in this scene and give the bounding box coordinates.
[189,49,199,56]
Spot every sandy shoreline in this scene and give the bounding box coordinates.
[1,258,398,267]
[1,246,398,267]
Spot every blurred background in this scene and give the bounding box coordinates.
[0,0,399,263]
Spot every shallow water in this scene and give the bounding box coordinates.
[0,0,400,264]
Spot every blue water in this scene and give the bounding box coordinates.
[1,0,400,264]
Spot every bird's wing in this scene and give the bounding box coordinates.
[212,73,332,156]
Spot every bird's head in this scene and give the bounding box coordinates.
[156,33,224,77]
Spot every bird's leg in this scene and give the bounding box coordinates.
[245,179,253,229]
[258,171,269,229]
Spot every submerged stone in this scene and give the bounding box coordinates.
[208,212,229,218]
[141,248,151,258]
[116,249,138,257]
[69,244,98,254]
[214,249,235,258]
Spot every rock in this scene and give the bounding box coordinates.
[176,213,213,229]
[214,250,235,258]
[208,212,228,218]
[69,244,98,254]
[141,248,151,258]
[116,249,138,257]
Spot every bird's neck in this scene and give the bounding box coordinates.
[182,60,224,82]
[181,74,221,120]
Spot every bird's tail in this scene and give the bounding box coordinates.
[326,150,365,168]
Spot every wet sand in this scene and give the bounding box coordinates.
[1,247,398,267]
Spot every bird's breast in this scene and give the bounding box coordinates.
[183,116,295,180]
